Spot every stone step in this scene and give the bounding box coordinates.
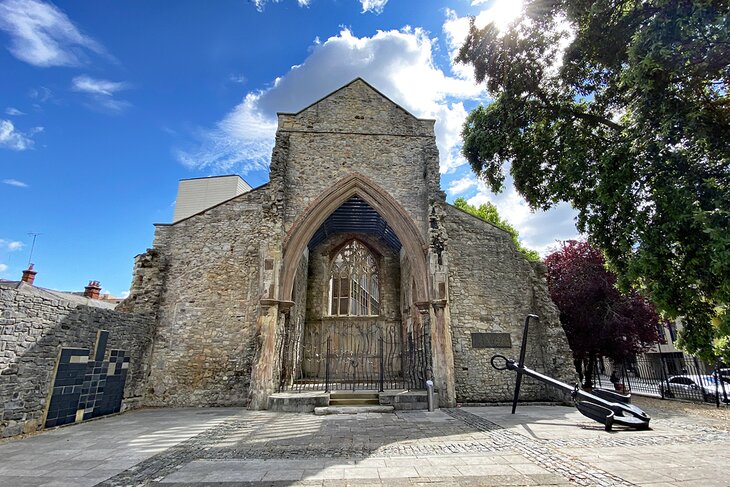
[314,405,395,415]
[329,392,380,399]
[329,398,380,406]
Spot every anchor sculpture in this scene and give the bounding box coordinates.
[492,315,651,432]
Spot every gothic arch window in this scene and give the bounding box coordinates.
[329,240,380,316]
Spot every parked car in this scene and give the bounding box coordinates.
[660,375,730,403]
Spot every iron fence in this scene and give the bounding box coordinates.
[591,353,729,407]
[286,323,430,392]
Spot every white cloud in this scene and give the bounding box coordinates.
[447,174,477,195]
[0,263,8,273]
[177,27,486,175]
[456,166,580,256]
[72,75,130,113]
[120,290,130,299]
[0,239,25,251]
[229,74,247,84]
[7,241,24,250]
[360,0,387,14]
[72,75,127,96]
[0,119,41,150]
[5,107,24,116]
[29,86,52,102]
[249,0,386,13]
[2,178,29,188]
[0,0,105,67]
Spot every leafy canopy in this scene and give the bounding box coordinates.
[457,0,730,363]
[545,240,663,362]
[453,197,540,261]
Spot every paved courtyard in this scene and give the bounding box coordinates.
[0,400,728,486]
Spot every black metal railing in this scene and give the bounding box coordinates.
[590,353,729,407]
[287,322,429,392]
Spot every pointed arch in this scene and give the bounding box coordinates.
[280,173,430,303]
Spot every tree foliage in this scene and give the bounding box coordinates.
[453,197,540,261]
[545,241,663,363]
[457,0,730,363]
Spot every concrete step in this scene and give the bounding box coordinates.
[314,405,395,415]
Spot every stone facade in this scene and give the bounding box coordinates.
[0,78,575,439]
[117,78,576,410]
[0,282,154,437]
[444,205,574,403]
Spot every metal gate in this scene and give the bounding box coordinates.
[289,322,430,392]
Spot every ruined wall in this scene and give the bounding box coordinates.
[0,283,154,437]
[141,187,277,407]
[443,205,575,403]
[273,80,442,240]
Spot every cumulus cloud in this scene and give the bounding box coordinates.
[0,119,42,150]
[2,178,29,188]
[454,170,580,256]
[0,263,8,273]
[178,27,486,175]
[0,0,105,67]
[0,239,25,251]
[72,75,130,113]
[447,174,477,195]
[360,0,387,14]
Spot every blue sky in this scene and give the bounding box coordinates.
[0,0,579,297]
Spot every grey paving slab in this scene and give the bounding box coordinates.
[0,404,727,486]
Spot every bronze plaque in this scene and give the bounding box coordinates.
[471,332,512,349]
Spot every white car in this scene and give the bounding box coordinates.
[660,375,730,403]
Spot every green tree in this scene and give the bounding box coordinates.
[453,197,540,261]
[457,0,729,363]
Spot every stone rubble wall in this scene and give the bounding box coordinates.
[140,187,275,407]
[443,204,575,403]
[0,283,154,437]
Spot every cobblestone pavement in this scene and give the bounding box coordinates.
[0,404,728,486]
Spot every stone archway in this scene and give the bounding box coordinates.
[280,173,431,305]
[277,174,433,392]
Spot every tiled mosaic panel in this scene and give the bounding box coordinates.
[45,331,129,428]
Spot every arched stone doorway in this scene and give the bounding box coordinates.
[278,177,432,392]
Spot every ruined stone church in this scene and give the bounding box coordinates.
[118,78,573,410]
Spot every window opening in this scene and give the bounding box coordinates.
[329,240,380,316]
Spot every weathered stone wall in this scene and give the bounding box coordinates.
[0,283,154,437]
[273,80,441,241]
[443,204,575,403]
[141,187,277,407]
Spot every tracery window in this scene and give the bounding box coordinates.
[329,240,380,316]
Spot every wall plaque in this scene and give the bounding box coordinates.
[471,332,512,349]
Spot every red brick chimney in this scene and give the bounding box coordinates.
[84,280,101,299]
[21,264,37,285]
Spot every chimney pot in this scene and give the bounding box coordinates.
[21,264,37,285]
[84,280,101,299]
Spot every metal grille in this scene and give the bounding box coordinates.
[288,322,429,392]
